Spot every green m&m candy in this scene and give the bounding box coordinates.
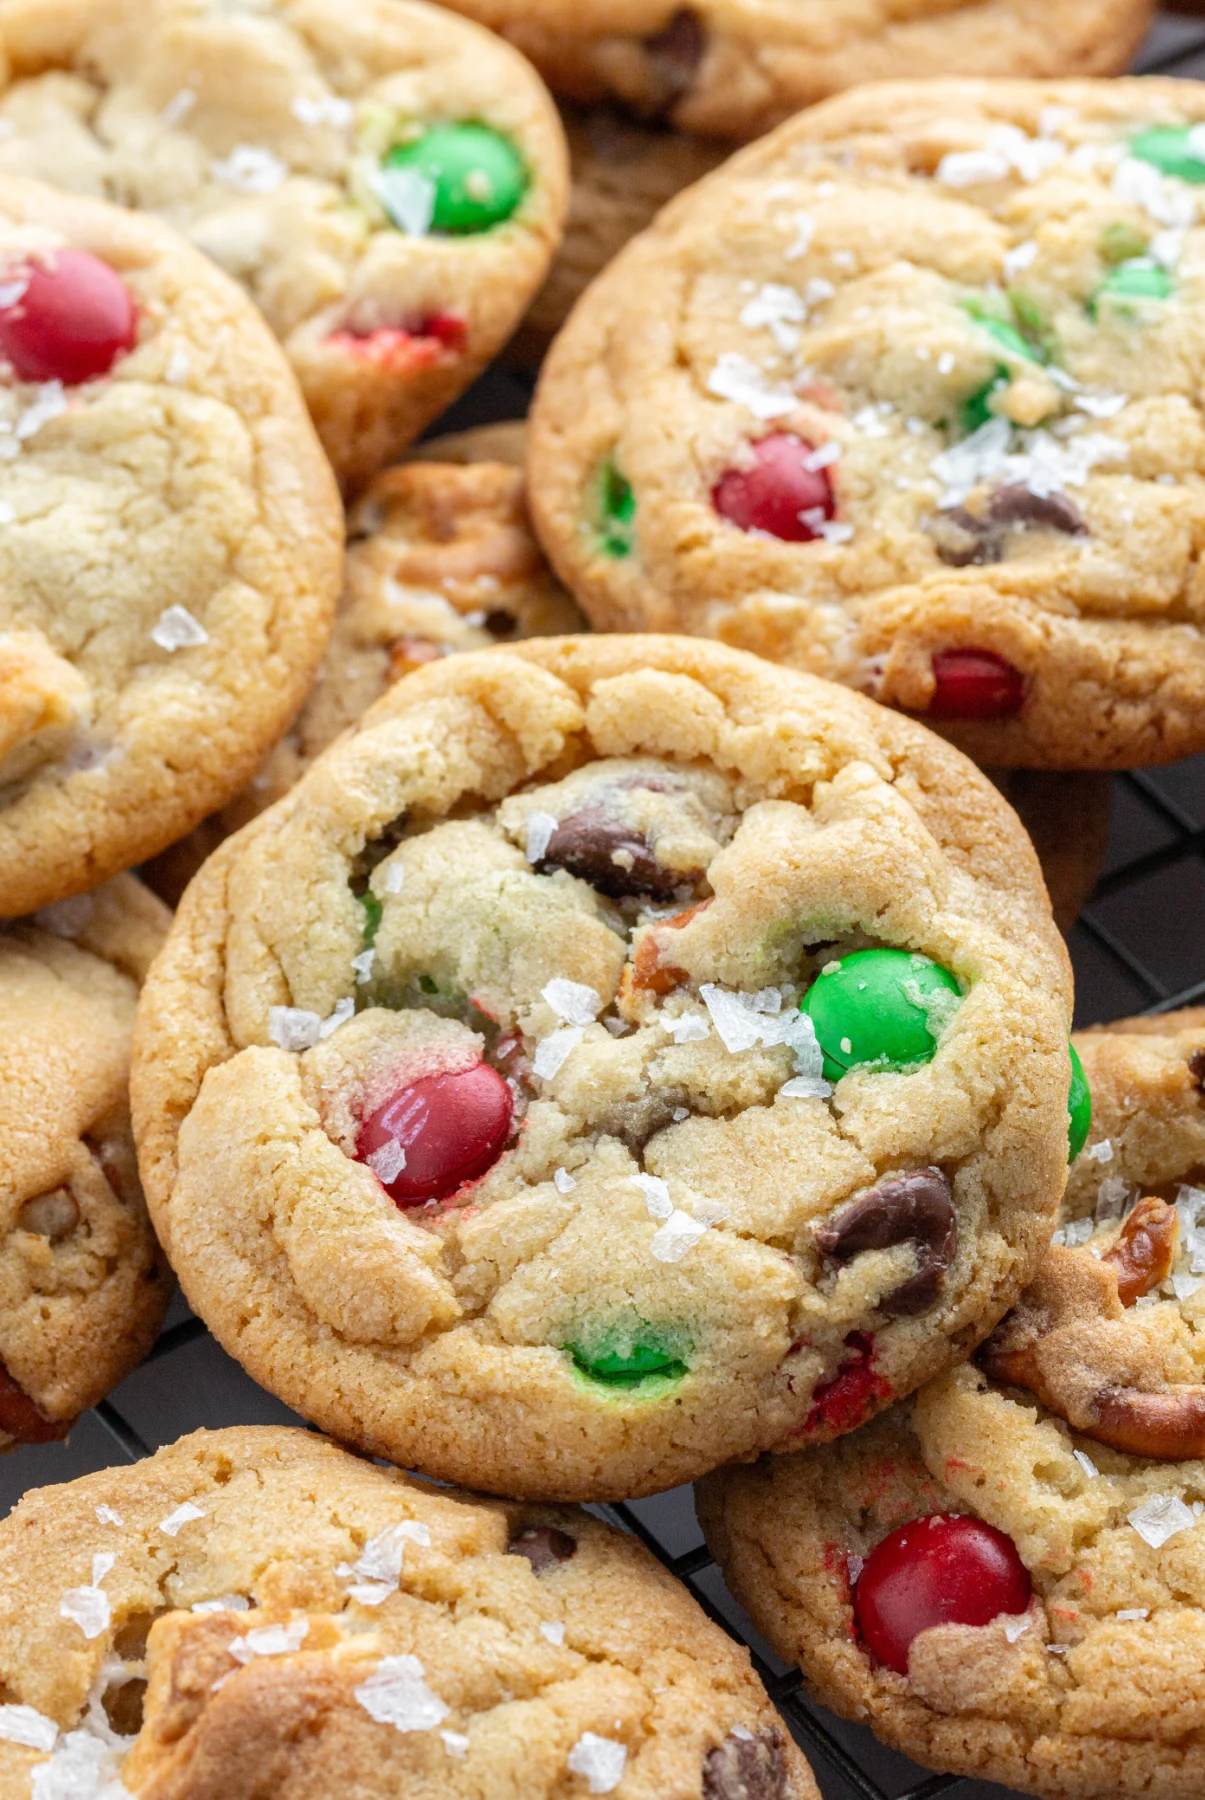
[1067,1040,1092,1163]
[570,1333,685,1387]
[383,123,527,235]
[596,460,636,558]
[802,948,962,1082]
[1093,257,1173,315]
[1130,125,1205,185]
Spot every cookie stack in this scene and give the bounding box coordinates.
[0,1,1203,1797]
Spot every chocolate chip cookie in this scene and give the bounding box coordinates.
[143,426,584,907]
[0,173,341,918]
[699,1005,1205,1799]
[430,0,1150,142]
[0,0,568,488]
[0,1423,819,1798]
[0,874,171,1450]
[131,635,1072,1500]
[529,78,1205,768]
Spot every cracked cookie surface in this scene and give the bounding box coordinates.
[131,635,1070,1499]
[0,1423,820,1800]
[699,1005,1205,1800]
[144,426,584,907]
[529,78,1205,769]
[0,0,568,489]
[0,874,172,1447]
[427,0,1149,142]
[0,173,341,917]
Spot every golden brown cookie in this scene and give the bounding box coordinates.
[0,1424,820,1799]
[131,635,1072,1500]
[698,1005,1205,1800]
[0,173,341,918]
[0,0,568,489]
[529,78,1205,769]
[429,0,1151,142]
[0,874,172,1450]
[142,434,584,907]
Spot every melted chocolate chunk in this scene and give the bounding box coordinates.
[928,484,1087,567]
[814,1167,957,1316]
[1189,1048,1205,1092]
[643,9,706,116]
[537,807,680,899]
[703,1728,788,1800]
[0,1358,68,1444]
[508,1525,577,1572]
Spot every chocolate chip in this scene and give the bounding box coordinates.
[536,807,680,900]
[988,485,1087,536]
[508,1525,577,1572]
[1189,1048,1205,1092]
[926,507,994,567]
[643,9,706,116]
[703,1728,788,1800]
[813,1168,957,1316]
[0,1357,67,1444]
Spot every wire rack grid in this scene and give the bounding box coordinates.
[9,16,1205,1798]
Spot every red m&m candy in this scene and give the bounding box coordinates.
[357,1061,512,1206]
[0,250,137,386]
[712,432,836,542]
[928,649,1025,720]
[853,1513,1031,1674]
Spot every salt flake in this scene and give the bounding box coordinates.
[542,979,602,1026]
[0,1704,58,1751]
[567,1732,627,1794]
[539,1620,565,1645]
[533,1027,584,1081]
[384,862,406,894]
[1128,1494,1196,1548]
[354,1654,448,1732]
[158,1502,205,1537]
[1085,1139,1114,1162]
[160,88,196,128]
[268,1005,323,1051]
[1116,1608,1149,1621]
[935,149,1010,187]
[554,1167,577,1194]
[441,1730,470,1756]
[670,1013,709,1043]
[1002,1614,1031,1643]
[706,353,798,419]
[525,811,558,863]
[651,1209,708,1262]
[191,1594,250,1613]
[229,1618,309,1663]
[1073,1449,1099,1479]
[150,605,208,651]
[211,145,288,194]
[94,1506,123,1527]
[629,1173,673,1219]
[29,1728,124,1800]
[291,93,354,130]
[371,165,436,236]
[368,1140,407,1185]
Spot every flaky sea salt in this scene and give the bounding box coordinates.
[211,145,288,193]
[783,212,815,260]
[1072,1449,1099,1479]
[191,1594,250,1613]
[164,349,190,384]
[554,1167,577,1194]
[1112,156,1197,230]
[267,997,352,1051]
[367,1140,407,1185]
[341,1519,428,1605]
[542,979,602,1026]
[353,948,376,984]
[1172,1272,1203,1303]
[29,1727,123,1800]
[567,1733,627,1794]
[291,92,354,130]
[150,605,208,651]
[371,165,435,236]
[630,1173,672,1219]
[1075,394,1127,420]
[1096,1176,1130,1223]
[16,382,66,440]
[160,87,196,128]
[60,1556,114,1641]
[935,149,1010,187]
[0,1705,58,1751]
[354,1655,449,1732]
[699,985,826,1081]
[670,1013,709,1043]
[534,1027,584,1081]
[1002,1614,1031,1643]
[229,1618,309,1662]
[1128,1493,1196,1548]
[539,1620,565,1645]
[383,861,406,895]
[525,811,558,863]
[1052,1216,1094,1249]
[739,283,807,352]
[94,1506,122,1527]
[159,1502,205,1537]
[651,1210,708,1262]
[780,1074,833,1098]
[1003,239,1038,280]
[1085,1139,1114,1162]
[441,1730,470,1756]
[804,441,841,472]
[1116,1608,1149,1621]
[706,353,798,419]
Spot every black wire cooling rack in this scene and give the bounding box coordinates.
[8,17,1205,1797]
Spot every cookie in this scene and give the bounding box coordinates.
[430,0,1151,142]
[529,78,1205,770]
[0,173,341,918]
[0,874,172,1449]
[131,634,1073,1500]
[0,1424,820,1799]
[511,108,727,359]
[143,430,585,907]
[0,0,569,490]
[698,1006,1205,1799]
